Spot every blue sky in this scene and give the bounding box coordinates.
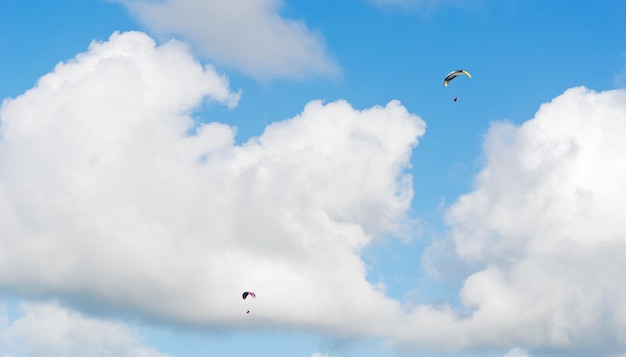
[2,1,626,356]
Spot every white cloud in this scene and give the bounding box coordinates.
[0,301,169,357]
[393,87,626,356]
[0,30,424,338]
[117,0,340,80]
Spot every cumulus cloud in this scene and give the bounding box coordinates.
[117,0,340,80]
[394,87,626,356]
[0,301,169,357]
[0,30,424,338]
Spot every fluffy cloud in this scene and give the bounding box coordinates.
[0,301,169,357]
[395,87,626,356]
[0,30,424,338]
[117,0,340,80]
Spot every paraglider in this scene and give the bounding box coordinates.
[444,70,471,102]
[242,291,255,314]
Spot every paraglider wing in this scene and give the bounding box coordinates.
[242,291,256,300]
[443,70,471,86]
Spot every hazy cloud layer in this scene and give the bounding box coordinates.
[503,348,532,357]
[0,30,423,338]
[366,0,479,12]
[0,301,169,357]
[117,0,340,80]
